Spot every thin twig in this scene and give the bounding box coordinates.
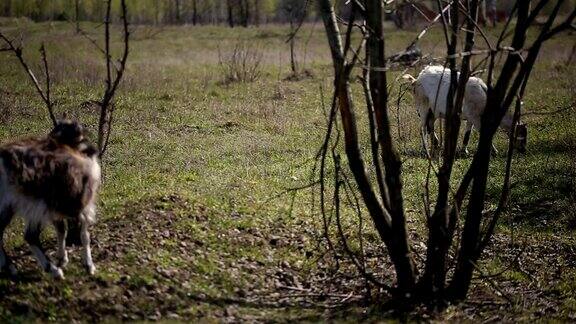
[285,0,310,44]
[39,44,56,124]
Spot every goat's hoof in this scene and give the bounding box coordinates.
[50,266,65,280]
[57,256,69,268]
[85,264,96,276]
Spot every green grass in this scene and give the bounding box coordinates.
[0,19,575,321]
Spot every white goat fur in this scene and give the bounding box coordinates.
[410,65,517,154]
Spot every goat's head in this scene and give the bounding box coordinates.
[50,120,86,147]
[514,122,527,153]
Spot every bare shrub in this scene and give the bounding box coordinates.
[315,0,575,305]
[218,41,263,84]
[0,0,129,160]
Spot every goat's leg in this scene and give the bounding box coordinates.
[25,222,63,279]
[80,221,96,275]
[53,220,68,268]
[426,112,440,158]
[421,125,431,157]
[431,130,440,158]
[0,206,16,275]
[462,120,474,155]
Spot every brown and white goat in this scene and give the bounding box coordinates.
[0,121,100,279]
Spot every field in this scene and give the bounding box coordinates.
[0,18,575,321]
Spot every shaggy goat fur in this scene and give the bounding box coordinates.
[0,120,100,279]
[404,65,527,155]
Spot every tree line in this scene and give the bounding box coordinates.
[1,1,574,27]
[0,0,313,26]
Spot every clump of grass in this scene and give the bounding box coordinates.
[218,41,263,84]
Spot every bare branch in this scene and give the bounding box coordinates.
[543,7,576,41]
[333,154,393,292]
[66,18,107,57]
[0,33,56,126]
[39,44,56,125]
[285,0,310,44]
[97,0,130,159]
[407,1,452,49]
[360,71,389,213]
[318,78,341,260]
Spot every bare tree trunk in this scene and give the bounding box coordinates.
[419,0,480,301]
[33,0,41,21]
[447,0,529,297]
[254,0,260,26]
[2,0,10,17]
[365,0,417,295]
[155,0,160,25]
[240,0,250,27]
[227,0,234,27]
[419,0,461,298]
[317,0,417,296]
[192,0,198,25]
[175,0,181,24]
[289,17,297,74]
[245,0,251,26]
[75,0,80,33]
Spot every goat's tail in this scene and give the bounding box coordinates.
[401,73,417,84]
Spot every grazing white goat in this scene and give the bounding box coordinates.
[403,65,527,156]
[0,121,100,279]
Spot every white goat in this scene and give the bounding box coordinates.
[0,121,100,279]
[404,65,527,156]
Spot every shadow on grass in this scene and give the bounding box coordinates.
[487,137,575,230]
[0,270,42,283]
[188,293,364,310]
[400,146,476,160]
[187,293,427,322]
